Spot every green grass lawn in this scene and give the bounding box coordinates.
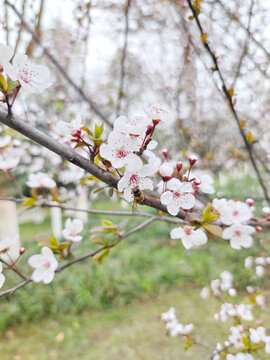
[1,287,270,360]
[0,196,270,359]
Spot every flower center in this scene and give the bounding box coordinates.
[234,230,241,237]
[130,174,139,184]
[233,210,239,217]
[44,261,51,269]
[184,226,193,235]
[116,148,127,158]
[173,190,181,198]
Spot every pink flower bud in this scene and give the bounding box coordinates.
[162,149,168,160]
[246,198,254,207]
[19,247,25,255]
[159,163,174,181]
[189,155,197,167]
[193,177,201,186]
[255,226,263,232]
[267,216,270,222]
[176,162,183,173]
[145,125,154,136]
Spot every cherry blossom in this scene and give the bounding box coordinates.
[223,224,255,250]
[0,43,14,68]
[117,164,155,202]
[228,325,245,349]
[54,119,83,144]
[161,307,194,337]
[220,271,233,292]
[28,247,58,284]
[159,162,174,180]
[113,115,151,136]
[62,218,84,242]
[26,172,56,189]
[255,265,264,277]
[0,135,11,148]
[160,178,195,216]
[0,146,23,170]
[4,53,51,91]
[227,354,254,360]
[196,173,215,194]
[170,226,207,249]
[0,235,18,252]
[170,322,194,337]
[161,307,176,322]
[0,263,5,289]
[249,326,267,343]
[100,132,142,171]
[212,199,253,225]
[144,105,173,124]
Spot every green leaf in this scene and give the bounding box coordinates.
[94,122,104,139]
[102,219,114,227]
[81,125,93,136]
[49,236,60,251]
[90,234,108,246]
[93,248,109,264]
[7,80,19,93]
[202,203,219,223]
[22,197,37,207]
[0,74,7,91]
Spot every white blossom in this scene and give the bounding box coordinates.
[227,354,254,360]
[28,247,58,284]
[4,53,51,91]
[213,199,253,225]
[26,172,56,188]
[249,326,266,343]
[220,271,233,292]
[228,325,245,349]
[255,265,264,277]
[144,105,173,123]
[0,135,11,148]
[117,164,155,202]
[223,224,255,250]
[100,132,142,171]
[0,263,5,289]
[0,43,14,67]
[62,218,84,242]
[170,226,207,249]
[160,179,195,216]
[244,256,253,269]
[114,115,151,136]
[161,307,176,322]
[0,235,18,252]
[200,287,210,299]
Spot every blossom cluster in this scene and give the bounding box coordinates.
[161,307,194,337]
[200,271,236,299]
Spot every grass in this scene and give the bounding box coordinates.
[1,287,270,360]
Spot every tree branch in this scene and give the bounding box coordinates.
[0,217,159,297]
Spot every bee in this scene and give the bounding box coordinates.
[132,186,144,212]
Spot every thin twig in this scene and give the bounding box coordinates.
[185,0,270,205]
[116,0,131,117]
[0,217,158,297]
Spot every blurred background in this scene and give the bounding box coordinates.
[1,0,270,359]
